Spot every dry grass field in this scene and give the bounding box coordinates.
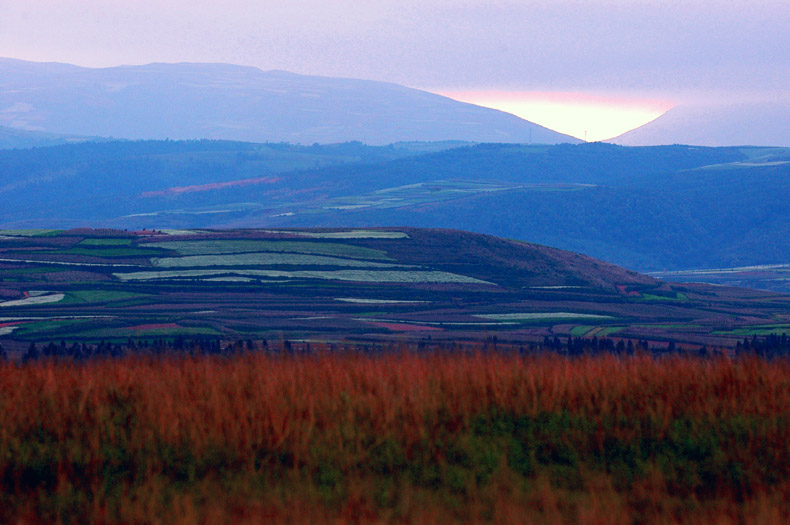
[1,349,789,523]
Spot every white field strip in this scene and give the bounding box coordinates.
[323,205,371,210]
[354,318,517,326]
[0,257,131,267]
[0,326,19,335]
[152,253,400,268]
[114,269,492,284]
[203,276,255,282]
[0,315,112,322]
[160,229,202,235]
[736,161,789,167]
[476,312,613,321]
[530,286,585,289]
[263,230,409,239]
[651,264,790,276]
[336,298,429,304]
[0,230,60,237]
[0,294,65,307]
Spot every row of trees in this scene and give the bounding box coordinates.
[735,334,790,358]
[3,333,789,363]
[14,337,266,363]
[541,336,655,355]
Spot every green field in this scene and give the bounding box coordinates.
[65,290,147,303]
[12,318,104,337]
[152,252,400,268]
[2,227,790,346]
[640,292,689,302]
[570,325,596,337]
[72,326,223,339]
[79,238,134,246]
[147,240,392,260]
[714,325,790,336]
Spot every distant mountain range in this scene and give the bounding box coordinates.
[0,125,103,149]
[611,100,790,147]
[0,58,577,145]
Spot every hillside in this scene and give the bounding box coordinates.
[2,140,789,277]
[0,125,105,149]
[611,100,790,147]
[0,58,577,145]
[1,227,788,347]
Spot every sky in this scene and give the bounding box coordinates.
[1,0,787,140]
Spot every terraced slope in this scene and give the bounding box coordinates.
[1,228,789,346]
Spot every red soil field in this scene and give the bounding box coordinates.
[367,321,444,331]
[140,176,281,197]
[127,322,181,331]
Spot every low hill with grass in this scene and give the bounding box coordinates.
[1,227,789,349]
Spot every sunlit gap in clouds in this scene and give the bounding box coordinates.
[436,91,674,142]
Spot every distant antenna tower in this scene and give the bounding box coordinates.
[584,130,588,142]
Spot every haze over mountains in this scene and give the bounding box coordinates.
[0,125,103,149]
[1,140,788,282]
[612,99,790,147]
[1,56,789,293]
[3,57,787,148]
[0,58,576,146]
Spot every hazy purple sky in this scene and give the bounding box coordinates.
[1,0,787,100]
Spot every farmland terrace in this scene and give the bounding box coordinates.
[1,227,789,348]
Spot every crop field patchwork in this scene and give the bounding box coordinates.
[2,227,790,346]
[650,265,790,294]
[318,181,593,209]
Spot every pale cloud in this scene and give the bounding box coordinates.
[0,0,787,99]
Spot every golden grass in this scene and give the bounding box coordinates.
[1,351,789,523]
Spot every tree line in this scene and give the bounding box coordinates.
[3,333,790,363]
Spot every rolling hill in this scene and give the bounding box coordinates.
[1,227,788,347]
[0,125,104,150]
[611,100,790,147]
[2,140,788,278]
[0,58,577,145]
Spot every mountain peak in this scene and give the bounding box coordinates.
[611,100,790,147]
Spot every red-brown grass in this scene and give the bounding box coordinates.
[1,350,789,523]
